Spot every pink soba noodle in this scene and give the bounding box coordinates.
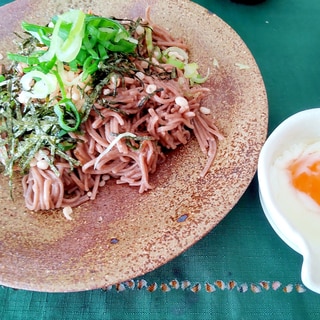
[21,9,223,211]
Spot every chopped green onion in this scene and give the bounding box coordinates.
[20,70,57,99]
[145,27,153,57]
[82,56,99,80]
[51,67,67,98]
[21,22,53,46]
[163,47,189,63]
[165,57,185,69]
[7,53,40,65]
[54,98,81,132]
[40,9,86,63]
[57,140,76,151]
[184,62,210,85]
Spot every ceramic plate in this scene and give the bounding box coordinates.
[0,0,268,292]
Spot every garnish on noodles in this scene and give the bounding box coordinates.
[0,8,223,211]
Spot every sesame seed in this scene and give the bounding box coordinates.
[200,106,211,115]
[140,61,149,69]
[36,159,49,170]
[103,88,112,96]
[135,72,145,80]
[102,174,110,181]
[136,25,145,35]
[175,96,188,108]
[62,206,73,220]
[146,84,157,94]
[99,180,106,187]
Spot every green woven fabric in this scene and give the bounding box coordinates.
[2,0,320,319]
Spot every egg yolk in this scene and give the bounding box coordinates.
[289,155,320,206]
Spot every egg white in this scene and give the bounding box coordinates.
[270,141,320,230]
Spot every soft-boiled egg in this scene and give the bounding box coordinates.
[258,108,320,294]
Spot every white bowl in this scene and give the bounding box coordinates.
[258,108,320,294]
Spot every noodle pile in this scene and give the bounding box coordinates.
[21,10,223,211]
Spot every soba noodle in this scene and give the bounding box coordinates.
[19,9,223,211]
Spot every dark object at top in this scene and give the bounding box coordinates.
[231,0,266,4]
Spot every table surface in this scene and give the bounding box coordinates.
[1,0,320,319]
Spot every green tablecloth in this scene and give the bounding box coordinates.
[1,0,320,318]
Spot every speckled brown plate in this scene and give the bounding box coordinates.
[0,0,268,292]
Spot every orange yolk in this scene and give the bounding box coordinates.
[289,155,320,206]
